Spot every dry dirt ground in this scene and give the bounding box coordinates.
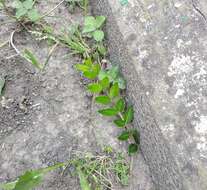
[0,1,154,189]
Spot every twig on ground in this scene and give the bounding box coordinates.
[10,30,21,55]
[5,53,19,59]
[40,0,66,20]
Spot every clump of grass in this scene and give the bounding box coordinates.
[23,49,43,70]
[0,148,130,190]
[70,151,130,189]
[59,24,91,57]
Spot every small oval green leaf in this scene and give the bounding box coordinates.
[131,129,140,145]
[82,25,96,33]
[84,58,93,66]
[83,71,97,79]
[95,16,106,28]
[87,83,102,93]
[12,0,23,9]
[115,77,126,90]
[16,7,27,19]
[98,44,107,56]
[92,64,101,76]
[124,106,134,124]
[95,96,111,105]
[98,70,107,80]
[23,0,33,9]
[75,64,90,72]
[107,66,119,81]
[82,16,96,33]
[128,144,138,155]
[93,30,104,42]
[83,64,100,79]
[84,16,96,26]
[118,131,130,141]
[100,77,110,90]
[27,9,40,22]
[98,108,118,116]
[114,119,125,128]
[115,98,125,112]
[109,82,119,98]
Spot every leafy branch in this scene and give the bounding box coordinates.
[75,57,140,155]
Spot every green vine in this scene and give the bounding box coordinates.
[75,16,140,155]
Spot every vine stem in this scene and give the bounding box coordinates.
[118,112,129,131]
[130,156,134,174]
[118,112,124,121]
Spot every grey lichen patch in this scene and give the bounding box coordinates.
[167,51,207,159]
[95,0,207,189]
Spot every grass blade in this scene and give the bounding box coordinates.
[77,168,91,190]
[23,49,43,70]
[0,181,17,190]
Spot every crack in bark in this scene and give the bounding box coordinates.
[191,0,207,22]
